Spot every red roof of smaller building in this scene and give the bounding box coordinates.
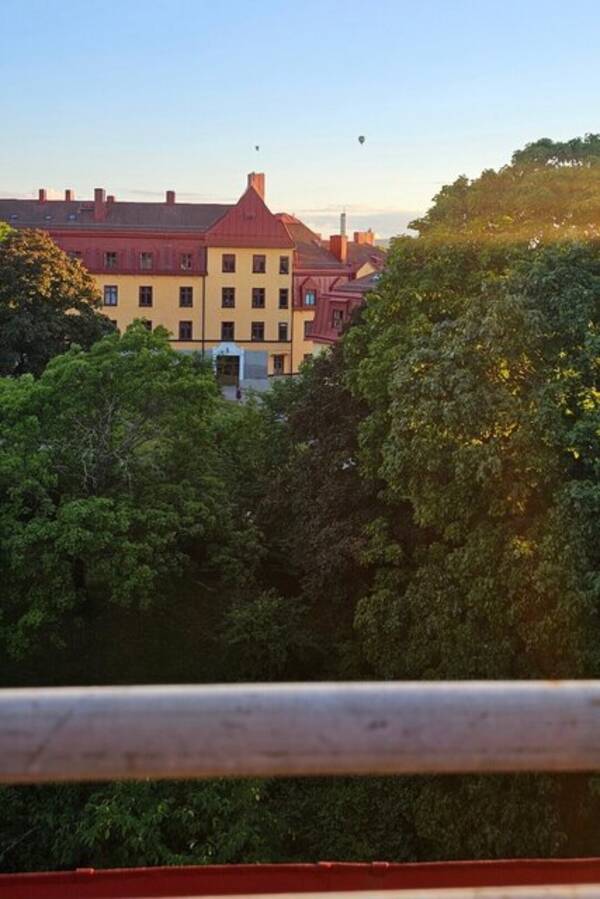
[276,214,386,273]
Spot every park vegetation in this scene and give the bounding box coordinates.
[0,135,599,870]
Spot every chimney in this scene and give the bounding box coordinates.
[65,189,75,202]
[38,188,47,203]
[166,190,176,205]
[247,172,265,200]
[94,187,107,221]
[329,234,348,263]
[107,195,115,204]
[340,211,347,237]
[353,228,375,246]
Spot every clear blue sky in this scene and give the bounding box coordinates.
[1,0,599,237]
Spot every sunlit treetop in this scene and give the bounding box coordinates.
[410,133,600,241]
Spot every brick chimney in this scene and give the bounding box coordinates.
[353,229,375,246]
[247,172,265,200]
[38,188,47,203]
[329,234,348,263]
[166,190,176,205]
[107,195,115,204]
[65,189,75,202]
[94,188,107,221]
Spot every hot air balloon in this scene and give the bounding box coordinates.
[255,145,260,152]
[358,135,366,145]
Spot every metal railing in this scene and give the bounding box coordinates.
[2,680,600,785]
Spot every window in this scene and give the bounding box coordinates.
[251,321,265,341]
[278,288,289,309]
[140,252,153,270]
[222,254,236,273]
[68,250,82,261]
[252,287,265,308]
[110,320,118,329]
[304,320,312,338]
[143,320,152,331]
[332,309,344,331]
[179,321,193,340]
[252,254,266,273]
[103,285,118,306]
[139,286,153,307]
[303,353,313,362]
[279,256,289,275]
[180,253,193,270]
[304,289,316,306]
[179,286,193,307]
[221,321,235,340]
[278,322,289,341]
[222,287,235,308]
[273,354,285,374]
[104,251,117,269]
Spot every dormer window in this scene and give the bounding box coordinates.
[140,252,153,271]
[304,289,316,306]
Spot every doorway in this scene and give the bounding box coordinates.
[216,354,240,386]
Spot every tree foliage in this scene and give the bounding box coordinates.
[2,136,600,871]
[0,227,113,376]
[0,323,260,681]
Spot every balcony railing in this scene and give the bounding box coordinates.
[3,681,600,898]
[2,680,600,784]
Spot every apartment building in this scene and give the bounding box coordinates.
[0,174,294,387]
[0,175,386,386]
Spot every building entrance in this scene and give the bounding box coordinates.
[216,354,240,386]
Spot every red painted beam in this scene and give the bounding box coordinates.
[3,860,600,899]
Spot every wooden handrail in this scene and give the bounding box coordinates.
[2,681,600,784]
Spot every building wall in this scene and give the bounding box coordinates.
[205,246,294,375]
[95,273,205,350]
[55,232,207,275]
[292,309,317,371]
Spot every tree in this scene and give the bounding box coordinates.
[409,133,600,240]
[0,323,260,681]
[352,242,600,680]
[0,227,113,376]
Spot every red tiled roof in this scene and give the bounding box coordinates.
[276,214,386,272]
[328,271,381,295]
[347,242,386,268]
[277,217,342,269]
[0,199,230,232]
[206,187,294,248]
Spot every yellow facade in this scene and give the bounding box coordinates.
[205,246,293,375]
[95,247,309,377]
[95,274,203,351]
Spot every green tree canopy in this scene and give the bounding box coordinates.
[0,323,260,677]
[410,133,600,240]
[0,227,113,376]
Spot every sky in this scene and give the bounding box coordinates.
[1,0,599,238]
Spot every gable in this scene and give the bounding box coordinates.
[207,188,294,248]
